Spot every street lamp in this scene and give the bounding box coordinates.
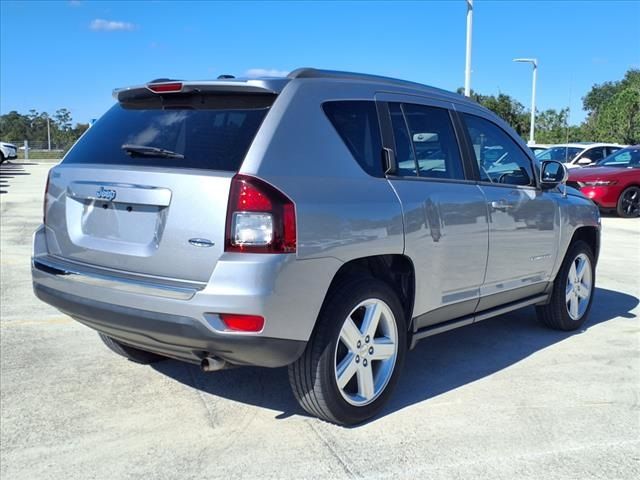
[513,58,538,145]
[464,0,473,97]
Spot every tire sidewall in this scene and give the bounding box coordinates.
[316,278,407,424]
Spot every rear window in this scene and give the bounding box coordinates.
[63,94,274,171]
[323,101,383,177]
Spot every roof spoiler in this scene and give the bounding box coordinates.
[112,78,289,102]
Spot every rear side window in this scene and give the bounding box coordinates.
[63,95,274,171]
[323,101,383,177]
[389,103,418,176]
[399,103,464,180]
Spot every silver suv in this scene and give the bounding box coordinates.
[32,69,600,425]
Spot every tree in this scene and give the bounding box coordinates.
[536,108,571,143]
[0,111,28,141]
[457,88,530,138]
[0,108,85,150]
[597,87,640,144]
[54,108,72,131]
[582,69,640,144]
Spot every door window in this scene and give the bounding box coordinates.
[606,146,622,157]
[599,147,640,167]
[583,147,605,163]
[391,103,464,180]
[389,103,418,176]
[462,114,535,186]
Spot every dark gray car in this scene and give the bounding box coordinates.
[32,69,600,425]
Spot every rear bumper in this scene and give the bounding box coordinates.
[33,283,305,366]
[32,225,342,367]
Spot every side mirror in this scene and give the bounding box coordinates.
[540,160,568,188]
[577,157,592,166]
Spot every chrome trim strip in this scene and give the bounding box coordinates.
[410,294,549,348]
[473,294,548,323]
[67,181,172,206]
[33,257,198,300]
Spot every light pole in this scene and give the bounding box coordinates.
[513,58,538,145]
[464,0,473,97]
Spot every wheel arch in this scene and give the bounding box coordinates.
[323,254,416,330]
[569,226,600,264]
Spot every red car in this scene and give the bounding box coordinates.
[568,145,640,218]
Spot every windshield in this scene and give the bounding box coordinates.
[597,146,640,167]
[63,94,274,171]
[535,146,583,162]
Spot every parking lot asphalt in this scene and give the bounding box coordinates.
[1,162,639,480]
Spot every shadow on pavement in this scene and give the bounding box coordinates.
[0,161,34,194]
[152,287,638,423]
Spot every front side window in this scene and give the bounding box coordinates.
[393,103,464,180]
[462,114,534,186]
[323,101,383,177]
[582,147,605,163]
[536,146,583,162]
[599,147,640,167]
[606,146,622,157]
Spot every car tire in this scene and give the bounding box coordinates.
[288,276,407,425]
[98,333,166,364]
[536,240,595,331]
[616,186,640,218]
[0,152,5,164]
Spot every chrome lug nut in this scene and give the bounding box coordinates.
[363,359,368,367]
[355,355,360,363]
[369,347,374,354]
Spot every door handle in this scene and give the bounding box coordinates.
[490,200,513,211]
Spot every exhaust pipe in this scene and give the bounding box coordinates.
[200,356,227,372]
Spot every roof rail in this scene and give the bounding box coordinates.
[287,67,455,96]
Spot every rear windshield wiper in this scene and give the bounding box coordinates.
[121,144,184,159]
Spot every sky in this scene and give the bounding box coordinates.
[1,0,639,126]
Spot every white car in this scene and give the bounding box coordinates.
[528,144,552,155]
[0,141,18,164]
[536,143,625,168]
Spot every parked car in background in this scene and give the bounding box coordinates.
[0,141,18,163]
[568,145,640,217]
[32,68,601,425]
[537,143,625,168]
[528,144,552,155]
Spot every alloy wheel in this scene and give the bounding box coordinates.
[334,298,398,406]
[621,187,640,217]
[565,253,593,320]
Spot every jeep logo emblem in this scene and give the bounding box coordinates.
[96,187,117,201]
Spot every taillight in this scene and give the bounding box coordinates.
[220,314,265,332]
[147,82,183,93]
[225,174,296,253]
[43,170,51,224]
